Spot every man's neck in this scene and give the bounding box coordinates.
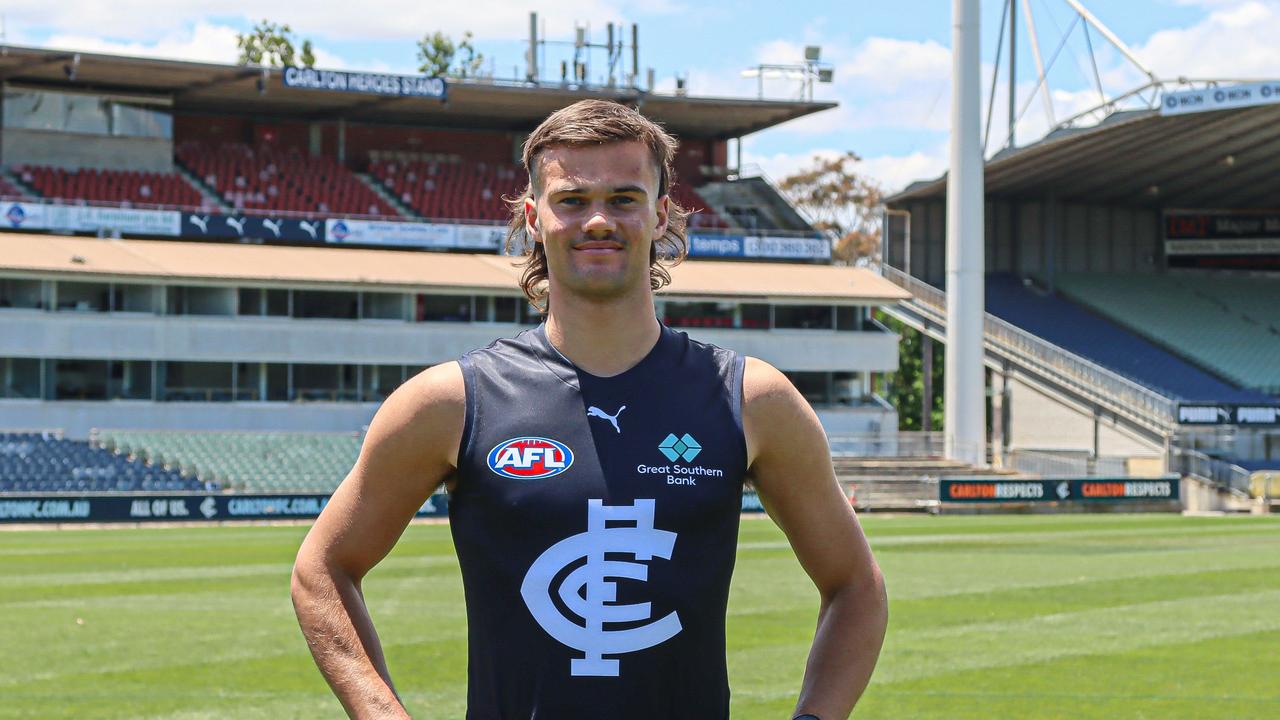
[544,287,661,378]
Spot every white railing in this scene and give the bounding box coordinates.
[878,264,1178,431]
[827,431,946,458]
[1166,446,1253,497]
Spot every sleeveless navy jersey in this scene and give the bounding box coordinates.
[452,323,747,719]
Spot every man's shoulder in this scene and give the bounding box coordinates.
[386,362,466,430]
[741,356,793,409]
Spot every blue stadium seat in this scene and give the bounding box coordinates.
[985,274,1274,403]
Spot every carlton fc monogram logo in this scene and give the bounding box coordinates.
[520,499,682,677]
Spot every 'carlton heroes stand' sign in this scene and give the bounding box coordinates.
[939,478,1180,503]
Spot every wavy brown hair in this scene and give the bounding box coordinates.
[505,99,689,310]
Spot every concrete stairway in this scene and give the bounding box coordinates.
[355,173,422,220]
[836,457,1021,512]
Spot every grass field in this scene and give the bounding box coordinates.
[2,513,1279,719]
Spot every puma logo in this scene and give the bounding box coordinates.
[262,218,282,237]
[189,215,209,233]
[587,405,627,434]
[226,216,246,235]
[299,220,318,239]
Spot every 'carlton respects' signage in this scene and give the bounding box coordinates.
[940,478,1180,503]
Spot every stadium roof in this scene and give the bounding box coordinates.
[0,233,911,304]
[0,44,834,139]
[889,103,1280,208]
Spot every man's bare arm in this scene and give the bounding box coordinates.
[743,357,888,719]
[291,362,465,719]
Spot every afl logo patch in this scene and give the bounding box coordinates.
[488,437,574,479]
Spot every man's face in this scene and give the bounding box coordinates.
[525,141,669,302]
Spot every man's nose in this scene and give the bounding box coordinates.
[582,208,616,235]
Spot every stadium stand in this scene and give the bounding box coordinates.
[368,154,729,227]
[96,430,361,493]
[368,156,521,222]
[985,274,1273,402]
[0,174,34,200]
[13,165,207,210]
[0,431,201,492]
[1054,273,1280,395]
[176,142,398,218]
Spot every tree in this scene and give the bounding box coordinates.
[236,20,316,68]
[778,151,884,265]
[874,311,944,431]
[417,31,485,78]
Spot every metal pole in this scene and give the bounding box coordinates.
[945,0,986,466]
[1021,0,1055,126]
[1008,0,1017,148]
[528,13,538,82]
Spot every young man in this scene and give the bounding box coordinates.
[291,100,887,719]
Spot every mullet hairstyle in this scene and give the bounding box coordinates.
[505,99,690,310]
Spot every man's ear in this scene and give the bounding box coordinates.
[524,196,541,243]
[653,194,670,241]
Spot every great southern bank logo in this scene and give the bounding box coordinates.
[6,204,26,227]
[520,498,681,677]
[658,433,701,462]
[487,436,573,479]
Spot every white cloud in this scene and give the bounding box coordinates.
[2,0,639,44]
[42,22,241,64]
[742,142,949,195]
[1135,1,1280,78]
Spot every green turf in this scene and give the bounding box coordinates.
[2,514,1278,719]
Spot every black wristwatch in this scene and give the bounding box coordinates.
[793,715,822,720]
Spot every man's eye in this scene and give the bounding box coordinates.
[612,196,636,205]
[559,197,584,206]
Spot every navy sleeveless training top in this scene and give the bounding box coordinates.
[451,322,747,719]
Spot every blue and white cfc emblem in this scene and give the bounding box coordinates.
[520,498,682,677]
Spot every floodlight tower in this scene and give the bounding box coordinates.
[945,0,986,465]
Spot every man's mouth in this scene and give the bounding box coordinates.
[573,240,624,254]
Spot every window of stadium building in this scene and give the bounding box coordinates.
[160,361,233,402]
[360,365,407,402]
[107,360,152,400]
[167,286,234,316]
[417,294,472,322]
[293,290,358,320]
[234,362,289,402]
[1,358,41,399]
[237,288,290,317]
[361,292,408,321]
[836,305,866,331]
[0,278,45,309]
[662,301,735,329]
[774,304,834,330]
[783,371,867,407]
[46,359,109,400]
[3,89,172,139]
[475,296,521,324]
[292,363,359,402]
[55,281,111,312]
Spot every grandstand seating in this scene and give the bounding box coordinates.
[176,142,397,218]
[671,184,729,229]
[13,165,207,209]
[0,431,202,493]
[97,430,361,493]
[985,274,1274,403]
[369,157,524,222]
[0,174,34,200]
[369,156,728,227]
[1054,273,1280,395]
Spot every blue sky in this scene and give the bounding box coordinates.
[7,0,1278,190]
